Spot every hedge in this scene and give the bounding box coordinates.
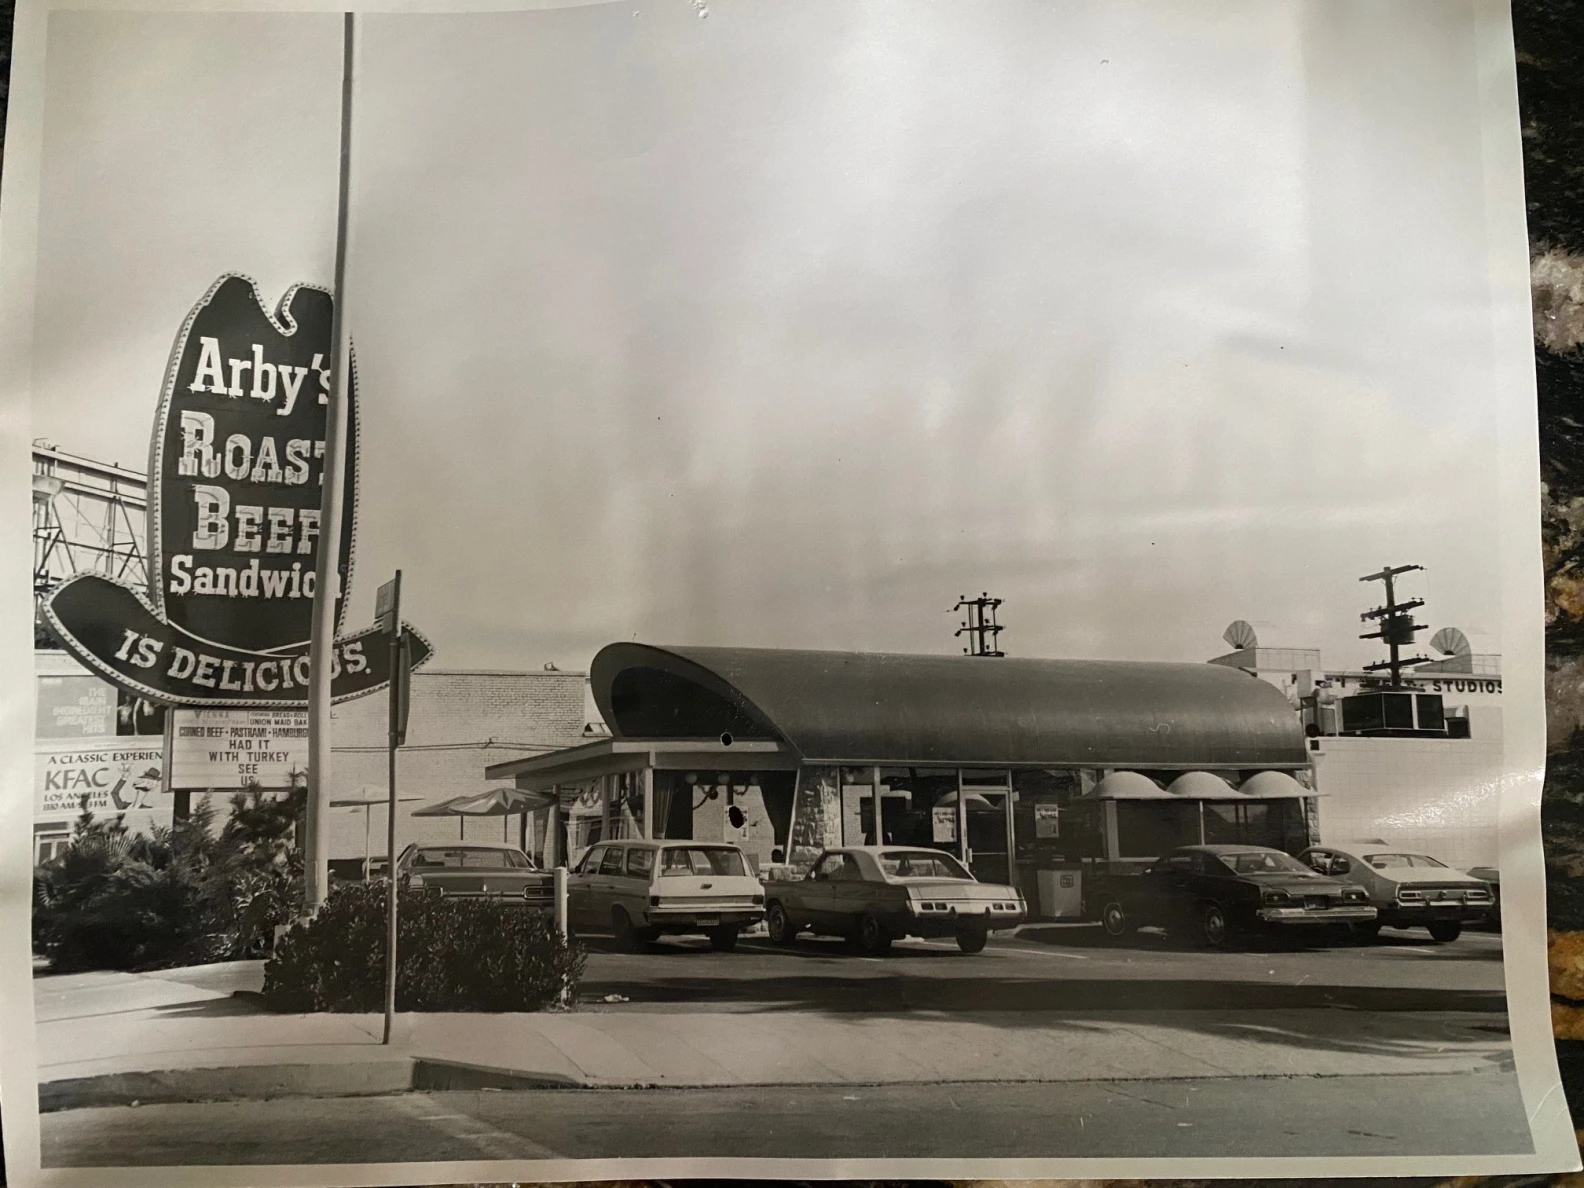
[34,793,302,973]
[262,882,583,1012]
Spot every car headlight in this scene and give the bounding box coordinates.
[1262,890,1291,905]
[1396,888,1423,903]
[1343,889,1368,902]
[407,874,425,889]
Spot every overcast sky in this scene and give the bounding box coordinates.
[30,0,1506,675]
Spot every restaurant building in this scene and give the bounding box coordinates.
[485,643,1317,919]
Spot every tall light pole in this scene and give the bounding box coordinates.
[304,12,357,915]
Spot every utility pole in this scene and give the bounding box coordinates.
[1358,565,1429,688]
[376,571,410,1045]
[954,593,1005,657]
[304,12,357,917]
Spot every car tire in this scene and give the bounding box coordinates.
[766,902,798,947]
[612,907,651,953]
[956,925,989,954]
[1100,900,1132,938]
[857,913,893,956]
[707,925,740,952]
[1200,902,1231,948]
[1427,921,1462,943]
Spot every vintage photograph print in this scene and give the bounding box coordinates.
[4,0,1573,1181]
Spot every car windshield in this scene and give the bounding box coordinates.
[1223,851,1312,875]
[413,848,530,869]
[878,850,971,879]
[660,846,747,876]
[1365,853,1448,869]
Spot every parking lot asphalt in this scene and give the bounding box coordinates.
[575,924,1507,1014]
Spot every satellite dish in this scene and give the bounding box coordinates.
[1430,627,1472,657]
[1223,620,1258,650]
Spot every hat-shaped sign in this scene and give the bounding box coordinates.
[44,275,430,706]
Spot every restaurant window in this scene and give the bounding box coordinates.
[1202,799,1308,852]
[1116,800,1200,859]
[610,771,645,840]
[1012,768,1080,864]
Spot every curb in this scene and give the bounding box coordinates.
[38,1057,584,1113]
[39,1060,416,1113]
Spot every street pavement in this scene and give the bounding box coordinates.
[32,924,1528,1165]
[42,1072,1532,1165]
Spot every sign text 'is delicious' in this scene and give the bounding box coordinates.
[44,275,430,705]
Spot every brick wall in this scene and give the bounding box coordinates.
[309,669,585,861]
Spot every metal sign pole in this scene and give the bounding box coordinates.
[381,571,403,1046]
[304,10,357,916]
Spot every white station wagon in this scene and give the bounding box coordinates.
[567,839,766,952]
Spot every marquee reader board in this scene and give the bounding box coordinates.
[168,708,309,791]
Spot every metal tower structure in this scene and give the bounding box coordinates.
[32,442,148,646]
[953,592,1005,657]
[1358,564,1430,688]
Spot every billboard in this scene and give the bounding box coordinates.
[36,739,165,824]
[35,675,114,740]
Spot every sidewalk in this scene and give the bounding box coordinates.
[34,963,1514,1110]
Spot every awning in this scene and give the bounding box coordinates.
[1084,771,1173,800]
[413,786,554,818]
[1239,770,1314,799]
[1167,771,1246,799]
[589,643,1309,769]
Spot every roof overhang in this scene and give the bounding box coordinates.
[589,643,1311,770]
[485,737,796,790]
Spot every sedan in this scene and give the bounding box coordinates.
[1299,843,1495,942]
[764,846,1026,955]
[396,843,554,908]
[1093,844,1375,947]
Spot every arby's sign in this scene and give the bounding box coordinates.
[43,275,429,706]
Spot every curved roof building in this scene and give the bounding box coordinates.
[589,643,1308,770]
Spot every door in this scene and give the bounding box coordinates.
[1142,852,1195,927]
[568,845,604,926]
[617,845,657,924]
[965,789,1012,886]
[590,845,628,925]
[803,852,850,928]
[826,852,873,930]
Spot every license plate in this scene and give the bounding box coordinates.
[1304,898,1330,910]
[696,915,720,926]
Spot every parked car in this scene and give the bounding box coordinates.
[1467,865,1502,930]
[1093,844,1375,947]
[567,839,765,951]
[396,842,554,907]
[1298,843,1495,942]
[764,846,1026,955]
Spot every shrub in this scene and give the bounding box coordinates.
[33,789,304,972]
[262,882,583,1013]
